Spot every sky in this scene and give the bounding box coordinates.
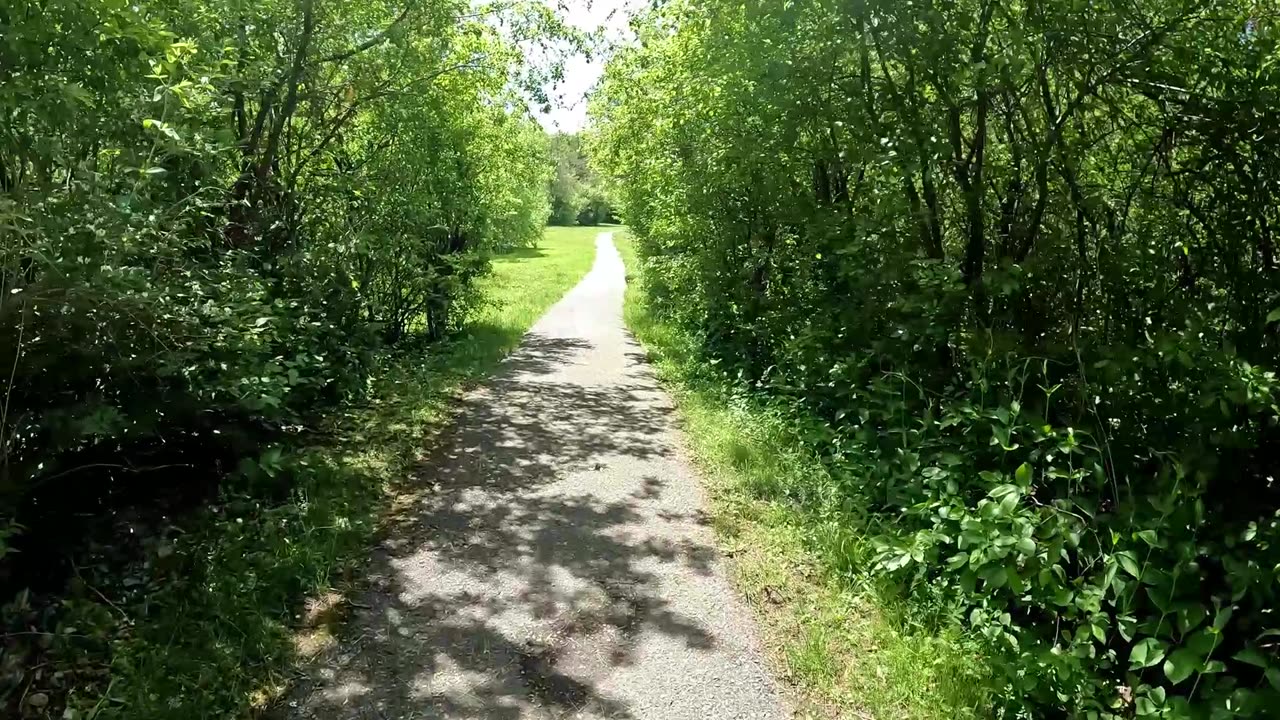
[534,0,641,133]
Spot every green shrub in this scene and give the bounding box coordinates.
[592,1,1280,717]
[1,0,555,712]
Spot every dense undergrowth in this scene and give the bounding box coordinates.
[594,3,1280,718]
[0,226,598,718]
[617,233,994,719]
[0,0,579,714]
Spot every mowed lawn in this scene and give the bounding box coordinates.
[463,224,607,363]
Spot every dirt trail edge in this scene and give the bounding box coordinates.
[285,232,792,719]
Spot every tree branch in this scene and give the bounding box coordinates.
[319,1,416,64]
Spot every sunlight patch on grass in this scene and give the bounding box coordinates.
[615,231,992,720]
[339,225,604,453]
[471,224,606,353]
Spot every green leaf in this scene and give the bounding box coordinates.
[1212,605,1233,631]
[1015,537,1036,556]
[1234,647,1268,668]
[998,491,1018,515]
[881,551,912,572]
[991,425,1018,450]
[1014,462,1032,487]
[1135,697,1157,716]
[1117,616,1136,641]
[1130,637,1169,669]
[979,565,1008,589]
[1115,550,1141,578]
[1178,605,1206,634]
[1268,667,1280,692]
[1186,628,1217,657]
[989,483,1019,499]
[1163,648,1199,685]
[1135,529,1161,548]
[1267,307,1280,324]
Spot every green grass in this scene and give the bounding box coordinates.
[350,224,606,439]
[615,231,993,720]
[67,226,603,720]
[468,224,608,361]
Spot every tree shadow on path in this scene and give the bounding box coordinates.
[280,332,725,719]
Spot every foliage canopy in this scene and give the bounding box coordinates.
[1,0,559,713]
[593,1,1280,717]
[548,132,616,225]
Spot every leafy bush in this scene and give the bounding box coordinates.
[592,1,1280,717]
[1,0,555,711]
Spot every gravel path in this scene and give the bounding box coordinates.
[286,232,790,719]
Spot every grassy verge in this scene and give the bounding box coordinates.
[614,232,993,720]
[58,226,603,720]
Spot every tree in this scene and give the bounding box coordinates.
[591,1,1280,716]
[1,0,558,711]
[547,131,615,225]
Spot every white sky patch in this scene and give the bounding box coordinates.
[536,0,641,133]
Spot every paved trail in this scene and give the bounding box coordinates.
[287,233,790,719]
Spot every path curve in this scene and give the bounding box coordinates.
[287,233,790,719]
